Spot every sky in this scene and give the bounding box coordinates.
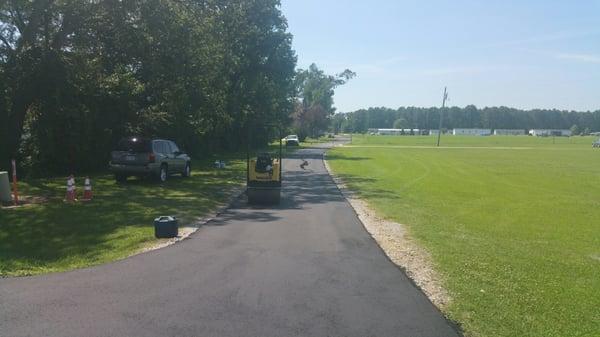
[280,0,600,112]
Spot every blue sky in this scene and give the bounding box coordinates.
[280,0,600,112]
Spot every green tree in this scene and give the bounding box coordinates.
[330,113,346,134]
[336,106,600,134]
[0,0,297,174]
[293,64,354,139]
[583,127,591,136]
[393,118,406,129]
[570,124,580,136]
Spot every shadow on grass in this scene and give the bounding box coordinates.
[333,174,400,201]
[324,154,400,202]
[0,161,245,276]
[323,153,371,161]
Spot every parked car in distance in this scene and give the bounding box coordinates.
[593,139,600,148]
[109,137,191,182]
[284,135,300,146]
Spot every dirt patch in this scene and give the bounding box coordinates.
[323,154,451,310]
[1,195,49,208]
[136,185,246,254]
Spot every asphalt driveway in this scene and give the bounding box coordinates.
[0,141,460,337]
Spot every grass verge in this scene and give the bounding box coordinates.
[327,135,600,337]
[0,154,246,277]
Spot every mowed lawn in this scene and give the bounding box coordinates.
[328,135,600,337]
[0,156,246,277]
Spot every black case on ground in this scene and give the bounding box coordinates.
[154,216,178,238]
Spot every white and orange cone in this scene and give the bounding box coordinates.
[82,177,93,201]
[65,175,76,202]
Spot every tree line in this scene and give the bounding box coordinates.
[332,106,600,134]
[1,0,299,175]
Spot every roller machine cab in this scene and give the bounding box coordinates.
[246,128,283,205]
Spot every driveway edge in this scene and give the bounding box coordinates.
[136,184,246,254]
[322,153,451,310]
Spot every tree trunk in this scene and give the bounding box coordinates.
[6,91,33,163]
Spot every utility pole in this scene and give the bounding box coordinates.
[436,87,448,147]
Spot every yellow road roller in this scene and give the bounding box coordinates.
[247,133,283,205]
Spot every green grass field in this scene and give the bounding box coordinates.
[0,154,248,277]
[328,135,600,337]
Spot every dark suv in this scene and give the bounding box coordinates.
[109,137,191,182]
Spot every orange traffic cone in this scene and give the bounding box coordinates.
[65,175,76,202]
[82,177,93,201]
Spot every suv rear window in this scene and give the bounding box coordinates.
[117,138,152,152]
[154,141,169,154]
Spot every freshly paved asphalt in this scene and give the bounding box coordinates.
[0,140,460,337]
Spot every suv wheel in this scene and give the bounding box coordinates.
[182,163,191,177]
[159,165,168,182]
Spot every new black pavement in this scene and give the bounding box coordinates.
[0,143,460,337]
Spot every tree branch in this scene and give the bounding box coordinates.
[8,3,25,34]
[0,34,14,52]
[51,7,73,50]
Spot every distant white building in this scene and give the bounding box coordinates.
[452,128,492,136]
[528,129,572,137]
[429,129,440,136]
[494,129,526,136]
[370,128,421,135]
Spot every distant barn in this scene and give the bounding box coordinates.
[452,128,491,136]
[528,129,572,137]
[369,128,422,135]
[494,129,526,136]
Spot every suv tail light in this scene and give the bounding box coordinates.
[149,153,156,163]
